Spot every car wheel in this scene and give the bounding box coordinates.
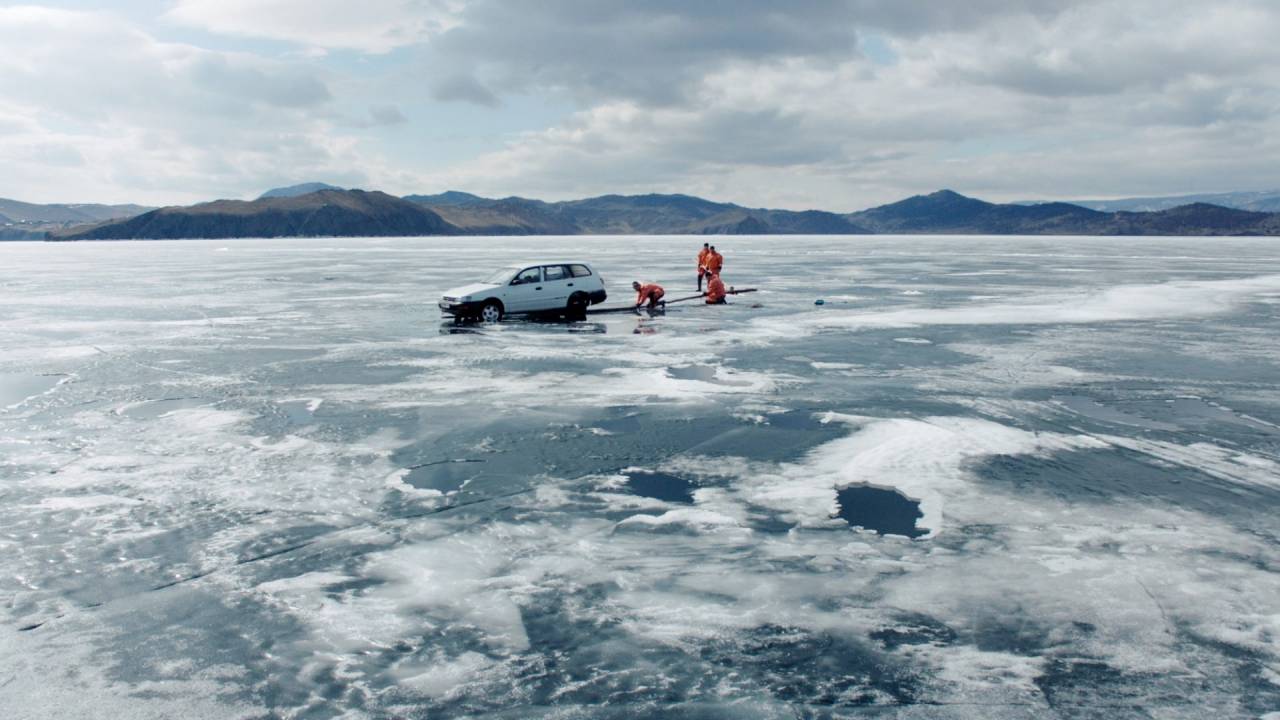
[479,300,503,323]
[566,292,589,320]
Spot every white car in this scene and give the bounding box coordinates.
[438,262,608,322]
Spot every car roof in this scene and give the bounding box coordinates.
[510,261,593,267]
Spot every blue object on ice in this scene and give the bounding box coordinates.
[814,298,826,305]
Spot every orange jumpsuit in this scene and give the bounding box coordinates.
[705,251,723,275]
[705,275,726,304]
[635,283,665,308]
[697,248,712,290]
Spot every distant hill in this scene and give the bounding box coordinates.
[847,190,1279,236]
[848,190,1110,234]
[405,192,870,235]
[1,197,154,241]
[1030,189,1280,213]
[0,197,153,224]
[53,190,458,240]
[1105,203,1277,235]
[258,182,345,199]
[41,188,1280,240]
[423,197,579,235]
[402,191,489,207]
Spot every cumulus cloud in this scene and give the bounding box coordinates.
[413,0,1280,206]
[430,74,500,107]
[3,1,1279,207]
[369,104,409,126]
[0,6,407,203]
[165,0,466,53]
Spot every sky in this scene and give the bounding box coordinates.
[1,1,1278,209]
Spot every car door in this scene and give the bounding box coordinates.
[505,266,543,312]
[540,264,572,308]
[567,264,602,300]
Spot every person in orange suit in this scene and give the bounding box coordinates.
[705,245,724,278]
[632,281,665,309]
[704,272,727,304]
[696,242,711,291]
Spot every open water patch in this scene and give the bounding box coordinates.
[625,471,695,504]
[834,485,925,538]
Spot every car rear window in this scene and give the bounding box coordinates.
[569,264,592,277]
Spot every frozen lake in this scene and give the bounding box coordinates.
[2,235,1279,718]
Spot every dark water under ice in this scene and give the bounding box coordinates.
[2,235,1279,719]
[834,486,925,538]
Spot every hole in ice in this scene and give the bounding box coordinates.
[0,373,61,407]
[625,471,695,504]
[834,485,925,538]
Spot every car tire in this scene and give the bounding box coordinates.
[479,300,504,323]
[566,292,589,321]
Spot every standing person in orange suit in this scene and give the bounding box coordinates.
[632,281,665,309]
[704,272,727,304]
[705,245,724,279]
[696,242,711,291]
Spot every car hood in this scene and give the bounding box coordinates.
[441,282,501,299]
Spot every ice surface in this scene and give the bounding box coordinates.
[2,235,1279,718]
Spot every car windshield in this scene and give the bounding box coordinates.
[482,267,519,284]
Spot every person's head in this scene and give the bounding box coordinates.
[632,281,641,290]
[703,243,709,249]
[710,245,717,253]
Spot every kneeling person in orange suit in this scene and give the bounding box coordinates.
[632,281,665,309]
[704,273,727,304]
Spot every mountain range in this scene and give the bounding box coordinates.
[258,182,345,199]
[1036,189,1280,213]
[0,198,154,240]
[52,190,454,240]
[19,187,1280,240]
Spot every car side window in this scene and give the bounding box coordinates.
[569,264,592,277]
[511,267,541,285]
[543,265,569,281]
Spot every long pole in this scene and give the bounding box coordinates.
[662,288,757,306]
[584,288,759,315]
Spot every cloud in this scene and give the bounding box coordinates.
[919,0,1280,98]
[430,74,500,107]
[165,0,466,53]
[412,0,1280,207]
[369,104,409,125]
[0,6,393,203]
[3,1,1279,207]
